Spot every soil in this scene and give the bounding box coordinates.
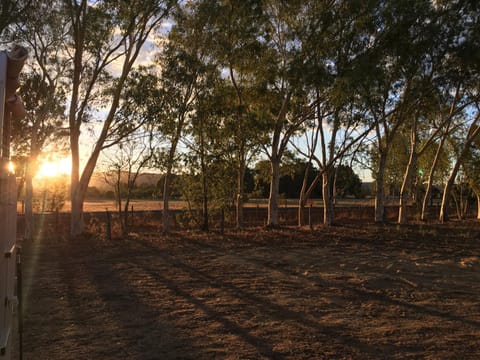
[19,221,480,359]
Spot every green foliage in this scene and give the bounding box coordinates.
[334,165,363,199]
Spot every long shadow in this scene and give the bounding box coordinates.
[139,264,288,359]
[132,237,387,357]
[176,235,480,330]
[26,237,202,359]
[83,256,204,359]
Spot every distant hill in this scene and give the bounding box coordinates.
[89,172,162,190]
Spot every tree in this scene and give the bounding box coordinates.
[64,0,175,236]
[153,5,210,233]
[258,0,315,228]
[176,53,234,231]
[9,0,68,240]
[201,0,266,229]
[436,0,480,222]
[439,120,480,222]
[464,136,480,220]
[0,0,32,35]
[359,0,439,223]
[289,0,377,226]
[103,136,153,236]
[333,165,362,199]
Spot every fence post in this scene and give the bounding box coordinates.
[131,205,134,227]
[309,203,313,230]
[105,209,112,241]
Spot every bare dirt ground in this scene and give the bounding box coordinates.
[20,221,480,359]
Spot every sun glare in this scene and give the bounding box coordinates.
[36,158,71,179]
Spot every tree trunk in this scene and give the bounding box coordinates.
[297,164,310,227]
[201,170,209,232]
[267,157,280,227]
[70,125,83,236]
[421,138,445,221]
[398,153,417,224]
[199,120,209,232]
[322,169,334,226]
[298,191,307,227]
[123,198,130,237]
[439,121,480,222]
[477,193,480,220]
[375,152,387,223]
[439,161,461,222]
[236,160,245,229]
[70,189,84,236]
[162,168,172,234]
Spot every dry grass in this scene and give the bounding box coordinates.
[20,221,480,359]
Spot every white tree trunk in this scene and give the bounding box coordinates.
[375,152,387,223]
[398,153,417,224]
[439,161,460,222]
[421,143,444,221]
[322,170,334,226]
[236,161,245,229]
[477,193,480,220]
[268,158,280,227]
[162,167,172,234]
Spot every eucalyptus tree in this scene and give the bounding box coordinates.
[198,0,267,229]
[103,135,154,236]
[153,4,214,234]
[358,0,440,223]
[434,0,480,222]
[463,136,480,219]
[396,0,480,223]
[439,118,480,222]
[0,0,32,35]
[255,0,316,228]
[63,0,175,236]
[8,0,69,240]
[182,74,229,232]
[290,0,378,226]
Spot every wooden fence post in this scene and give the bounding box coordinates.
[131,205,134,227]
[309,203,313,230]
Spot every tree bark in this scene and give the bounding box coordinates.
[70,188,84,236]
[162,167,172,233]
[298,166,309,227]
[439,158,461,222]
[439,120,480,222]
[421,136,446,221]
[398,121,418,224]
[477,193,480,220]
[398,153,417,224]
[322,169,334,226]
[70,126,84,236]
[267,157,280,227]
[374,151,387,223]
[236,160,245,229]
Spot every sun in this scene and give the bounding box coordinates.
[36,157,71,179]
